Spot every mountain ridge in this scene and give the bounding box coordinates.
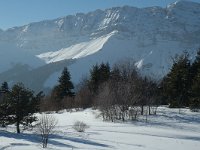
[0,1,200,92]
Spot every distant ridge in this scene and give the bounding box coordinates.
[0,1,199,92]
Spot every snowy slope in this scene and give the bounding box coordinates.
[37,31,117,63]
[0,107,200,150]
[43,32,199,84]
[0,1,200,90]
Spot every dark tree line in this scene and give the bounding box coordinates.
[162,50,200,111]
[74,61,160,122]
[1,49,200,130]
[74,50,200,120]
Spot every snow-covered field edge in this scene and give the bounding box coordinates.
[0,106,200,150]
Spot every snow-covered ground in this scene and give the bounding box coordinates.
[0,107,200,150]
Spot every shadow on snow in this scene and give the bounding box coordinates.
[0,130,110,149]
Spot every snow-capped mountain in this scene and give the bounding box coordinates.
[0,1,200,92]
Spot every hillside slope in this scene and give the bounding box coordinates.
[0,1,200,91]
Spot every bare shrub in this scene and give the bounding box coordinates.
[128,107,140,121]
[73,121,89,132]
[75,77,93,109]
[36,114,58,148]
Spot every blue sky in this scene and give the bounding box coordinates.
[0,0,199,30]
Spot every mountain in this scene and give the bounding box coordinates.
[0,1,200,92]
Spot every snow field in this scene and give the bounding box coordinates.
[0,107,200,150]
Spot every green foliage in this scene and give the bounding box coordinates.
[58,67,74,97]
[190,49,200,79]
[1,81,9,93]
[52,67,74,99]
[51,67,74,109]
[89,63,110,93]
[0,83,42,133]
[161,49,200,110]
[163,53,191,107]
[99,63,110,82]
[190,66,200,111]
[9,83,37,133]
[188,49,200,111]
[0,82,11,127]
[30,91,44,113]
[0,96,12,127]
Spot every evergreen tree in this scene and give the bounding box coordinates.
[190,70,200,111]
[190,49,200,111]
[89,63,110,93]
[0,106,11,127]
[99,63,110,82]
[191,49,200,79]
[110,66,121,81]
[89,64,100,93]
[0,95,12,127]
[163,53,191,107]
[58,67,74,97]
[1,81,9,93]
[0,81,11,127]
[51,67,74,108]
[30,91,44,113]
[6,83,39,133]
[0,82,41,130]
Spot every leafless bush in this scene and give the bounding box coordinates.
[96,60,160,122]
[74,77,93,109]
[73,121,89,132]
[36,114,58,148]
[128,107,140,120]
[75,87,93,109]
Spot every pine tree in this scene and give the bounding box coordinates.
[51,67,74,109]
[0,96,12,127]
[89,64,100,93]
[99,63,110,82]
[89,63,110,93]
[190,49,200,111]
[30,91,44,113]
[58,67,74,98]
[164,53,191,107]
[190,70,200,111]
[191,49,200,79]
[7,83,37,133]
[110,66,121,81]
[0,82,11,127]
[1,81,9,93]
[0,83,42,130]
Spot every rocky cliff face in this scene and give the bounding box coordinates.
[0,1,200,91]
